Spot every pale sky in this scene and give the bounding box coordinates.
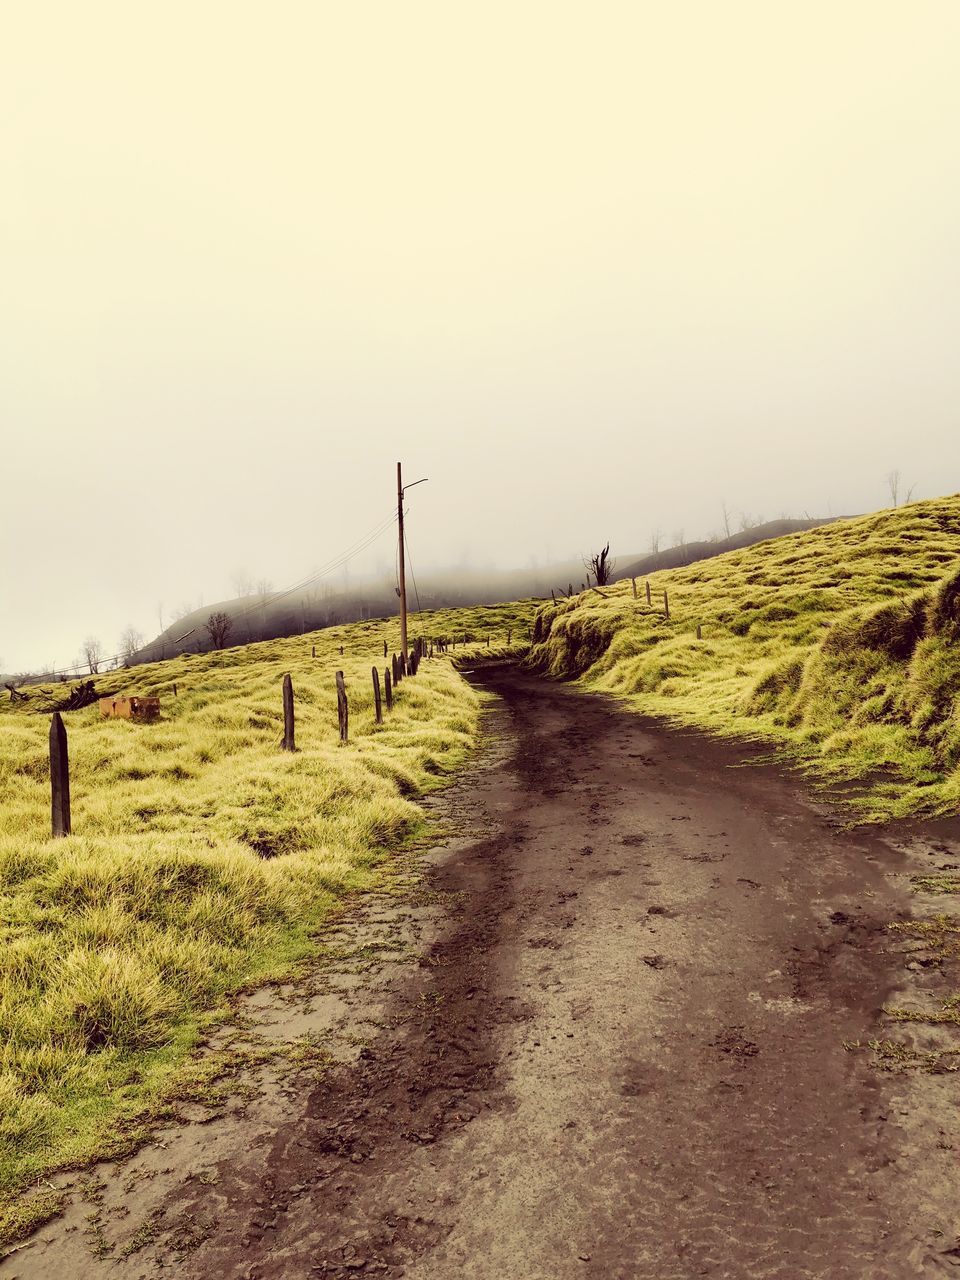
[3,2,960,672]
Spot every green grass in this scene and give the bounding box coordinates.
[527,495,960,820]
[0,599,535,1236]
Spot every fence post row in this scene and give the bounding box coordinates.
[336,671,348,743]
[372,667,383,723]
[50,712,71,838]
[282,673,296,751]
[384,667,393,710]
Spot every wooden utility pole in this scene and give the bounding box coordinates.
[396,463,428,674]
[397,461,408,670]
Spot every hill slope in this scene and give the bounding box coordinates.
[527,497,960,820]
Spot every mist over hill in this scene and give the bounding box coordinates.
[1,517,840,687]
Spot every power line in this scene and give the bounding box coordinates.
[44,507,400,680]
[404,529,425,631]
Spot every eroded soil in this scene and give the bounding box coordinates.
[8,664,960,1278]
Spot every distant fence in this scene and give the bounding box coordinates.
[42,629,528,839]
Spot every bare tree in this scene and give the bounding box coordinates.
[739,511,764,532]
[649,528,661,554]
[584,543,615,587]
[119,626,144,663]
[206,611,233,650]
[720,501,732,539]
[886,470,918,507]
[232,570,255,598]
[82,637,103,674]
[256,578,273,601]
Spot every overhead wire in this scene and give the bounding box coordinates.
[44,507,400,680]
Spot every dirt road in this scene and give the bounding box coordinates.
[12,664,960,1278]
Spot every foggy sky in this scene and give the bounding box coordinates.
[4,2,960,672]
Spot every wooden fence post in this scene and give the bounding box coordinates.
[646,580,652,605]
[384,668,393,710]
[50,712,71,837]
[336,671,348,743]
[372,667,382,723]
[312,645,316,658]
[173,683,178,697]
[383,640,388,659]
[393,653,401,684]
[632,578,637,598]
[507,629,511,644]
[282,673,295,751]
[664,590,670,619]
[696,624,702,640]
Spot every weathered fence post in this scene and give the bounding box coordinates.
[339,644,344,657]
[393,653,401,684]
[696,624,702,640]
[383,640,388,659]
[172,682,178,697]
[312,645,316,658]
[664,590,670,619]
[486,636,490,647]
[50,713,71,837]
[336,671,348,743]
[507,629,512,645]
[372,667,382,723]
[282,673,295,751]
[384,668,393,710]
[551,589,556,604]
[646,580,652,605]
[632,578,637,598]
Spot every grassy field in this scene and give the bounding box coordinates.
[527,496,960,820]
[0,599,535,1236]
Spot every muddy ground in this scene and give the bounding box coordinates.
[7,663,960,1278]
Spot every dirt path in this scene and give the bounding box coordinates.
[10,664,960,1278]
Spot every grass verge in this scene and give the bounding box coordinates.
[0,600,536,1242]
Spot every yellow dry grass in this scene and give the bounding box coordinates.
[528,497,960,820]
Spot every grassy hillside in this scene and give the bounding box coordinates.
[527,497,960,820]
[0,600,534,1233]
